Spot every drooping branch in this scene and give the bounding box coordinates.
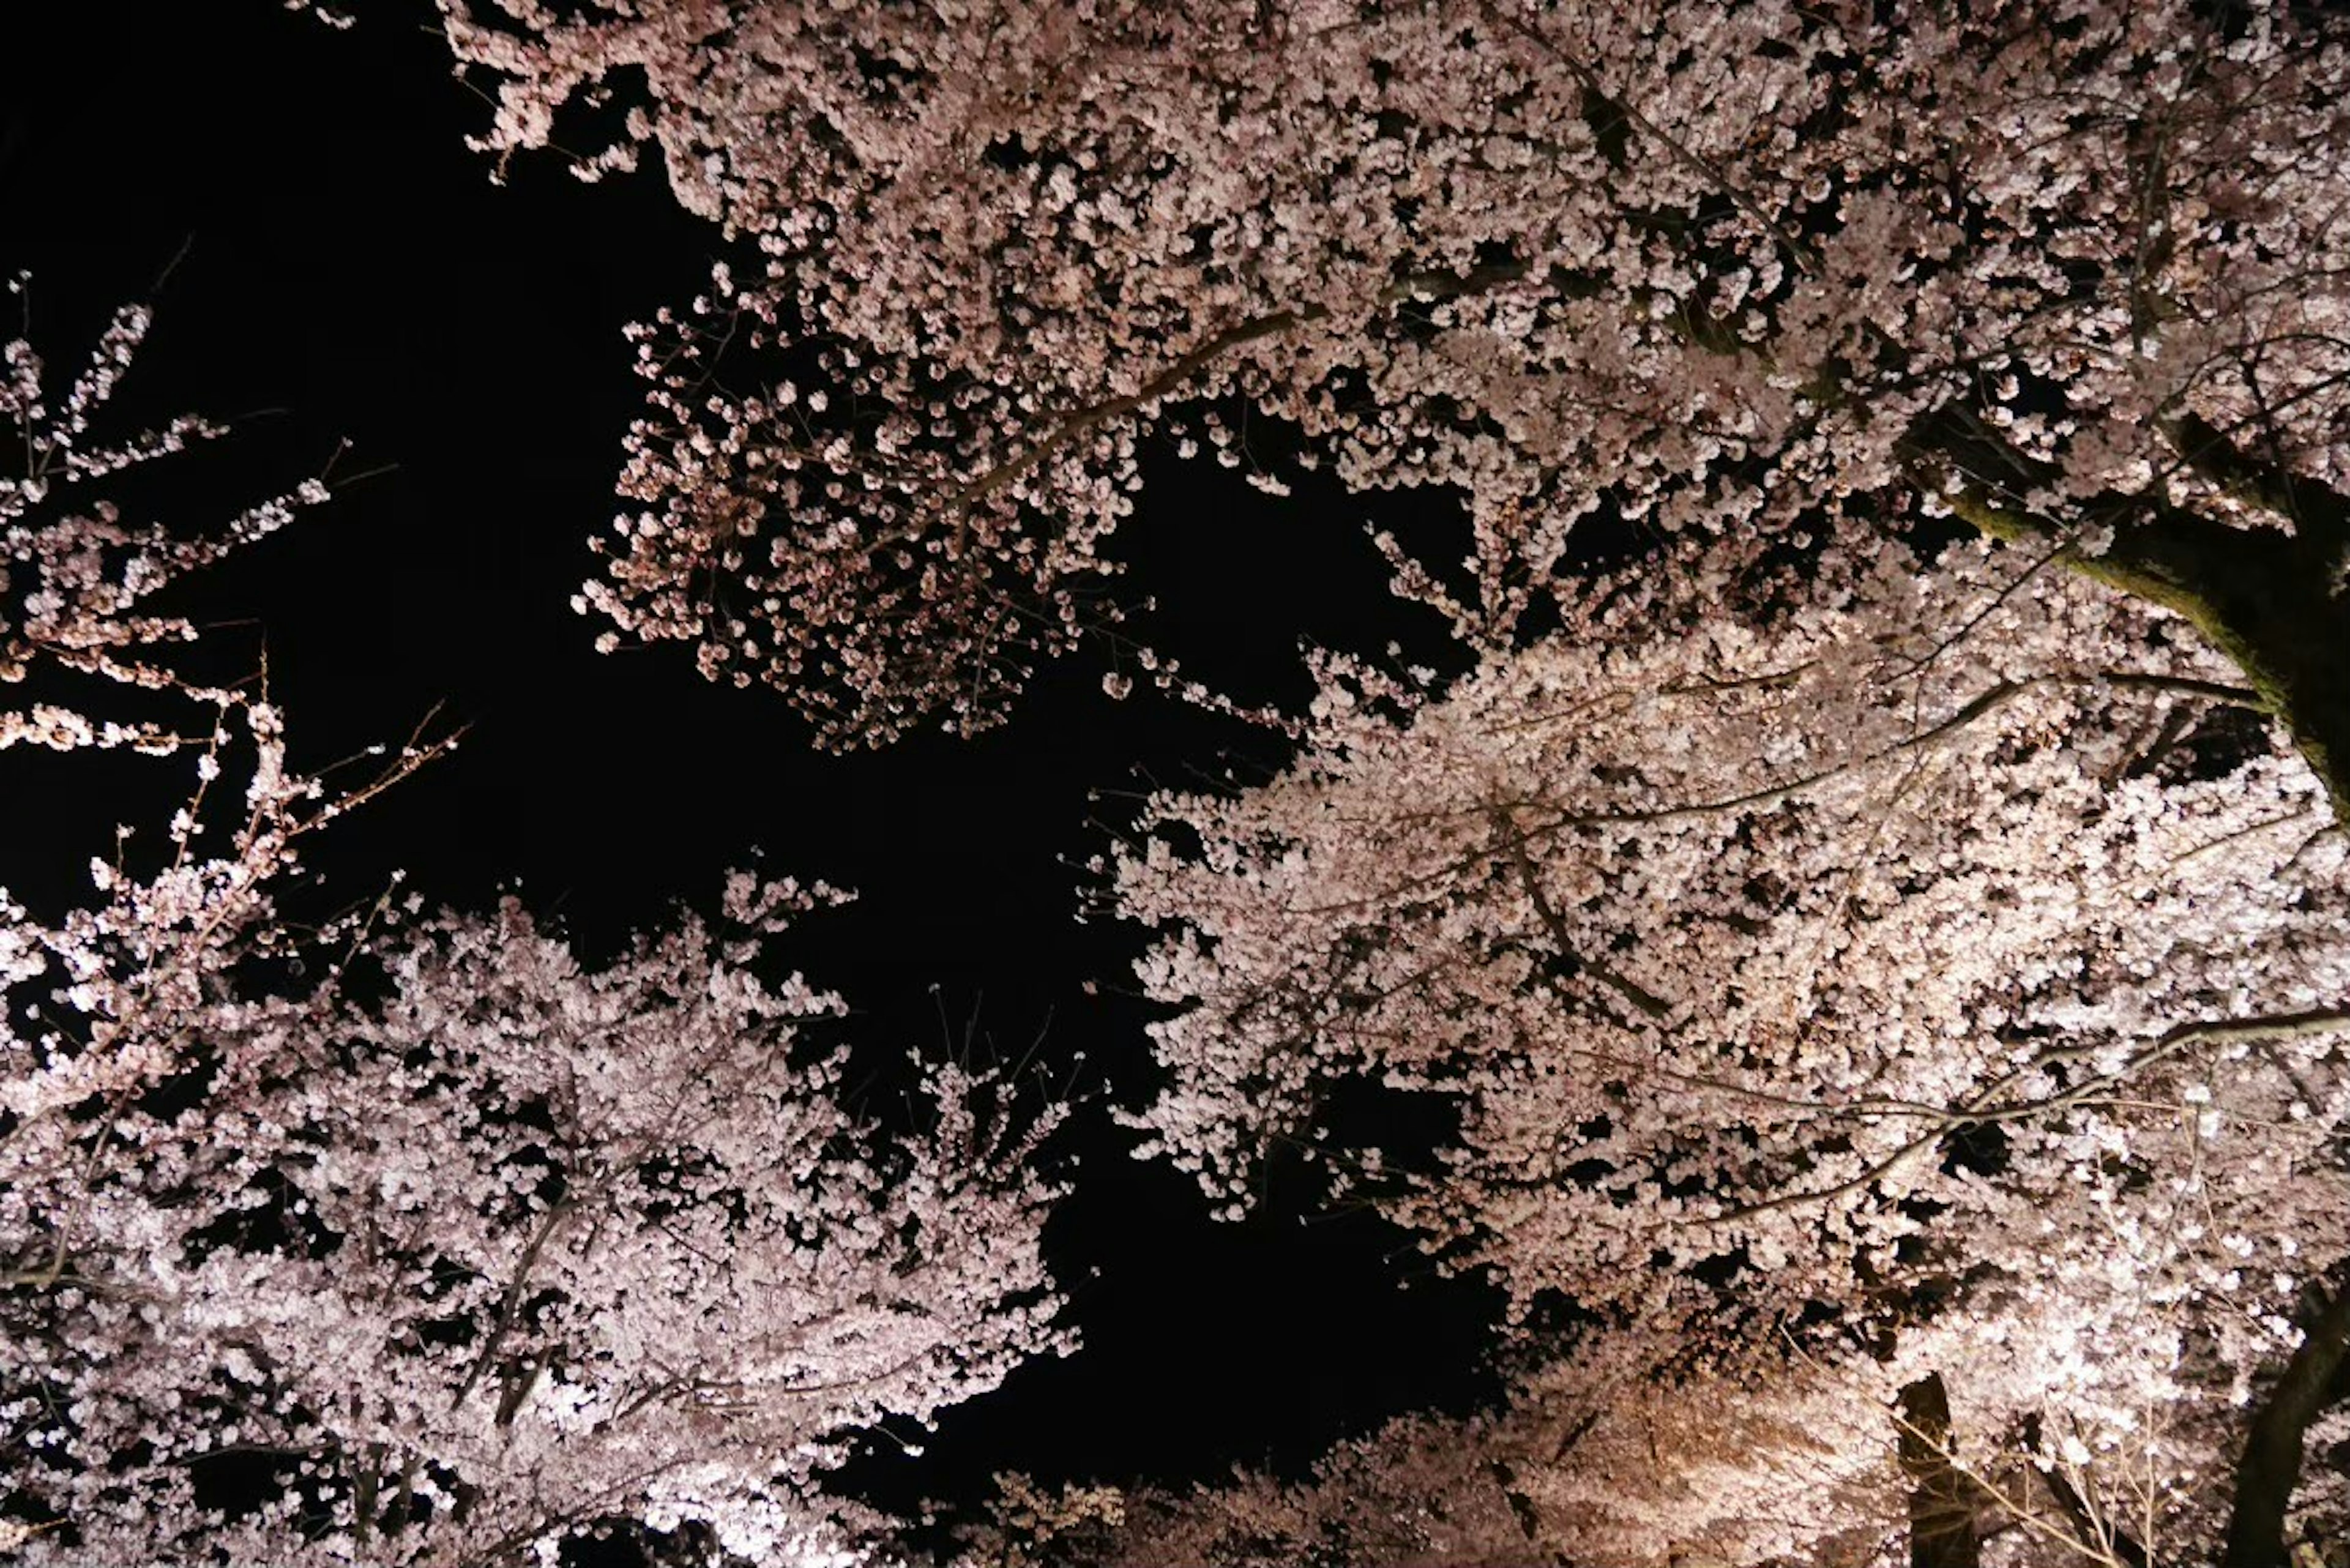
[949,259,1532,519]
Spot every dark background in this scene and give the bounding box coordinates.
[2,0,1502,1523]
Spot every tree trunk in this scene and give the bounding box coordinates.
[2221,1280,2350,1568]
[1898,1373,1979,1568]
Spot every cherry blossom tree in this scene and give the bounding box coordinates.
[394,4,2350,1558]
[0,302,1070,1565]
[418,0,2349,790]
[7,881,1069,1567]
[1105,537,2350,1565]
[4,287,349,1206]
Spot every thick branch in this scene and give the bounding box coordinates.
[1490,803,1673,1021]
[1899,1372,1981,1568]
[1901,403,2350,826]
[2221,1276,2350,1568]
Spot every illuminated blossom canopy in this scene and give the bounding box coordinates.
[9,0,2350,1562]
[394,0,2350,1559]
[431,0,2348,781]
[1106,538,2350,1563]
[1,307,1067,1566]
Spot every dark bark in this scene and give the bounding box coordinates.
[1901,404,2350,829]
[2221,1279,2350,1568]
[2023,1413,2149,1568]
[1898,1373,1980,1568]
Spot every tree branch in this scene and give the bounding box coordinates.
[2221,1274,2350,1568]
[1901,403,2350,826]
[1899,1372,1982,1568]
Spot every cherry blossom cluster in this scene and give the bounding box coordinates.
[1107,537,2350,1557]
[6,886,1068,1566]
[1,304,1069,1565]
[424,0,2349,745]
[2,290,324,714]
[1091,1333,1905,1567]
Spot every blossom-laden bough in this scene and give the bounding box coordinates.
[0,299,1071,1567]
[425,0,2348,785]
[1108,539,2350,1565]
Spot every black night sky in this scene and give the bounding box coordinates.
[5,0,1503,1526]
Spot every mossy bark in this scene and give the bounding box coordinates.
[1905,405,2350,829]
